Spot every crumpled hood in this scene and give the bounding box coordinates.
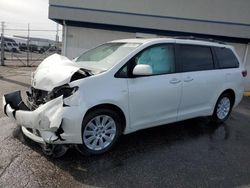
[32,54,81,91]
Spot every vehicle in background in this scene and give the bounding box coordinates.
[19,43,28,51]
[11,42,20,52]
[37,46,46,54]
[4,42,19,52]
[5,42,14,52]
[19,44,39,53]
[28,44,38,52]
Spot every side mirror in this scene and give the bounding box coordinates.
[132,64,153,76]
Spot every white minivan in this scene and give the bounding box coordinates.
[3,38,246,157]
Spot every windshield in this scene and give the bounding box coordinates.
[75,42,141,71]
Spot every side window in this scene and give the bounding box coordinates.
[135,44,175,75]
[178,45,214,72]
[118,66,128,77]
[214,47,239,68]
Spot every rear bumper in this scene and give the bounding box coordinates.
[3,91,66,144]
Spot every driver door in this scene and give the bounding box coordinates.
[126,44,182,130]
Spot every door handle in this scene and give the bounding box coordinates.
[170,78,181,84]
[184,77,194,82]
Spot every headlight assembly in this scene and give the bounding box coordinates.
[47,84,79,101]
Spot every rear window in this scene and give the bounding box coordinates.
[214,47,239,68]
[178,45,214,72]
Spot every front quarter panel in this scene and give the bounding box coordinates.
[76,73,129,131]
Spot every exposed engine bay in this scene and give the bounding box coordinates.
[27,84,79,110]
[27,67,91,109]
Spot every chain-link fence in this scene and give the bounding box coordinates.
[0,21,62,67]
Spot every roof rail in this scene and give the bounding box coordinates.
[174,36,226,44]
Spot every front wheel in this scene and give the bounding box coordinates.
[76,109,122,155]
[212,93,233,124]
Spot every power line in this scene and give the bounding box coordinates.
[5,28,62,32]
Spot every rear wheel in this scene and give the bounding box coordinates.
[76,109,122,155]
[212,93,233,123]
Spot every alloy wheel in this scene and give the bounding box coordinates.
[83,115,117,151]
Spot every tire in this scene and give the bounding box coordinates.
[76,108,123,156]
[212,93,233,124]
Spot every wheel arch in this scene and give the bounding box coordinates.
[211,88,236,123]
[219,89,236,106]
[83,103,127,133]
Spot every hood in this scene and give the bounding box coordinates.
[32,54,85,91]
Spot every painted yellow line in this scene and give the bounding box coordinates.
[244,92,250,97]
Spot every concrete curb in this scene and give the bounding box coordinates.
[244,92,250,97]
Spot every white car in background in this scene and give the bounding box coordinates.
[4,41,19,52]
[3,37,246,157]
[11,42,20,52]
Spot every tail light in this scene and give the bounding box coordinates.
[242,70,247,77]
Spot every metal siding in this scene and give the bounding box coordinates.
[49,6,250,39]
[49,0,250,24]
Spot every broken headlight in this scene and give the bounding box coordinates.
[46,84,79,101]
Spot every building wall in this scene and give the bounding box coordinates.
[63,26,134,58]
[50,0,250,25]
[49,4,250,39]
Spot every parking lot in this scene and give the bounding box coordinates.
[0,63,250,187]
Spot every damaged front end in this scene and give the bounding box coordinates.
[3,90,65,144]
[26,84,79,110]
[3,86,81,158]
[2,54,91,157]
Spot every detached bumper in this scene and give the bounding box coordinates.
[3,91,65,144]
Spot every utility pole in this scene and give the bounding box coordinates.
[27,23,30,66]
[1,21,5,66]
[62,20,67,56]
[56,23,59,53]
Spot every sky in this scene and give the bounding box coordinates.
[0,0,62,41]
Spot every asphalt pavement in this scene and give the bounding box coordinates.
[0,65,250,187]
